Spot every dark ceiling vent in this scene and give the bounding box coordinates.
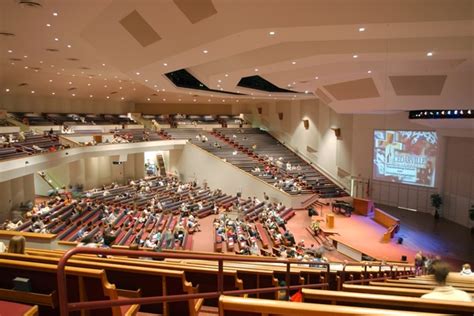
[67,58,80,61]
[238,75,297,93]
[67,87,77,91]
[17,0,43,8]
[18,83,29,87]
[10,58,22,61]
[165,69,243,95]
[30,67,41,70]
[110,91,118,95]
[0,32,15,37]
[79,66,91,70]
[46,48,59,52]
[151,93,158,96]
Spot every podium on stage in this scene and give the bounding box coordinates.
[326,214,335,229]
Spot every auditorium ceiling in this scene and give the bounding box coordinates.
[0,0,473,113]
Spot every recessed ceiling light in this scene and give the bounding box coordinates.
[5,88,10,92]
[304,90,309,94]
[162,98,166,101]
[68,81,72,85]
[72,93,76,97]
[208,99,211,102]
[104,85,107,88]
[119,86,123,90]
[56,72,60,75]
[67,44,71,48]
[225,74,229,77]
[269,31,276,36]
[236,100,239,102]
[39,60,43,64]
[292,81,296,84]
[133,88,136,91]
[7,49,13,53]
[53,12,58,16]
[54,38,59,41]
[161,88,165,92]
[218,79,222,83]
[203,50,208,54]
[10,62,15,65]
[31,90,35,94]
[89,94,93,98]
[121,97,125,100]
[193,99,196,102]
[178,99,182,102]
[314,76,319,79]
[106,96,110,99]
[87,83,91,86]
[145,79,148,82]
[217,84,221,88]
[46,23,51,27]
[50,65,54,68]
[358,27,365,32]
[427,51,433,57]
[147,98,151,101]
[153,84,158,88]
[163,63,167,66]
[102,63,106,66]
[51,92,55,95]
[291,61,296,65]
[367,70,372,74]
[24,66,28,69]
[222,99,225,102]
[135,72,140,75]
[254,68,259,72]
[353,54,358,58]
[23,55,28,58]
[98,73,102,76]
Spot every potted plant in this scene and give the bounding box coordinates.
[430,193,443,220]
[469,205,474,234]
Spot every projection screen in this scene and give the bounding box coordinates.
[373,130,438,187]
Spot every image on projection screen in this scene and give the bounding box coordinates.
[373,130,438,187]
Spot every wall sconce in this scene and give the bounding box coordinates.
[278,112,283,120]
[25,161,29,165]
[257,107,262,114]
[332,128,342,139]
[303,119,309,129]
[65,152,69,156]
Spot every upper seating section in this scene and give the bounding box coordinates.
[213,128,348,198]
[10,112,137,126]
[0,131,63,161]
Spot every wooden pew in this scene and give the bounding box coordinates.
[302,288,474,315]
[0,301,38,316]
[343,283,474,299]
[0,253,199,316]
[369,281,474,293]
[0,258,139,316]
[218,295,449,316]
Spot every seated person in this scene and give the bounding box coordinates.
[460,263,472,276]
[7,235,25,254]
[311,220,320,235]
[421,261,472,302]
[307,206,318,217]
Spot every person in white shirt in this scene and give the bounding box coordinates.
[421,261,472,302]
[460,263,473,276]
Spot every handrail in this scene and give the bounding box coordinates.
[57,247,331,315]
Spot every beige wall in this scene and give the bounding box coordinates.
[0,174,35,222]
[442,137,474,226]
[0,94,134,114]
[33,153,146,196]
[247,99,473,227]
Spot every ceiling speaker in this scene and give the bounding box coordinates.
[257,107,262,114]
[333,128,341,138]
[303,119,309,130]
[278,112,283,120]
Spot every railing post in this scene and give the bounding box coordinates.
[286,262,291,300]
[218,259,224,294]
